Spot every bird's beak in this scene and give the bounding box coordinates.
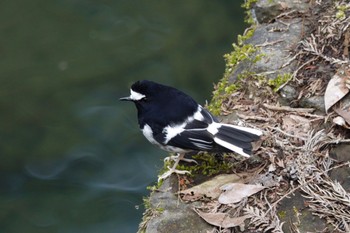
[119,96,133,101]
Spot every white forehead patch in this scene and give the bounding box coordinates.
[129,89,146,101]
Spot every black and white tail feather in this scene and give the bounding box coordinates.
[149,105,262,158]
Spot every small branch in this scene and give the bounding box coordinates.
[291,57,318,82]
[268,126,308,141]
[324,138,350,144]
[263,104,314,113]
[256,39,284,47]
[237,113,269,121]
[280,51,302,69]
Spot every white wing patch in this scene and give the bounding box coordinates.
[163,106,205,143]
[207,122,220,135]
[163,123,186,144]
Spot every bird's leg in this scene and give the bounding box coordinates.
[164,153,198,164]
[158,153,192,182]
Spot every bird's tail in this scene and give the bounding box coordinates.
[213,123,262,157]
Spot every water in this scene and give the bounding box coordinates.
[0,1,245,232]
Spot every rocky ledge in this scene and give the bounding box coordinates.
[138,0,350,232]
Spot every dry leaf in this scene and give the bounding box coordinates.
[218,183,265,204]
[180,174,242,201]
[194,209,248,228]
[334,105,350,125]
[333,116,346,126]
[324,67,350,113]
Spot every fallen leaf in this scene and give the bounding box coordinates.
[333,116,346,126]
[180,174,243,201]
[334,105,350,125]
[194,209,248,228]
[219,183,265,204]
[324,67,350,113]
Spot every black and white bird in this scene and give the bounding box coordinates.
[120,80,262,180]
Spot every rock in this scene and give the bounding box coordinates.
[279,84,298,103]
[254,0,310,24]
[138,0,349,232]
[329,144,350,191]
[300,95,325,113]
[278,191,328,233]
[144,176,213,233]
[228,18,304,83]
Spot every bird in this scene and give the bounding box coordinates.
[120,80,262,181]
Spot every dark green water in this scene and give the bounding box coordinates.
[0,1,245,232]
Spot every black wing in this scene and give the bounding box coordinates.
[167,127,214,151]
[166,107,224,152]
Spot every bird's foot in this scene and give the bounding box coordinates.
[164,154,198,164]
[158,166,190,182]
[159,153,194,182]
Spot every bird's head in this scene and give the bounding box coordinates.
[120,80,154,100]
[119,80,163,110]
[120,80,200,125]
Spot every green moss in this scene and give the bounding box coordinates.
[292,206,300,216]
[241,0,258,9]
[208,27,261,115]
[224,27,258,71]
[177,153,233,177]
[267,73,291,92]
[138,196,164,233]
[241,0,258,24]
[208,77,240,115]
[336,4,349,20]
[278,210,287,219]
[143,196,151,209]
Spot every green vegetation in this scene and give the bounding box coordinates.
[241,0,258,24]
[278,210,287,219]
[267,73,291,92]
[208,27,262,115]
[138,196,164,233]
[177,153,233,176]
[335,4,349,20]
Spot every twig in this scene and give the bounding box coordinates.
[291,57,318,82]
[256,39,284,47]
[276,10,297,19]
[280,51,302,69]
[263,104,314,113]
[237,113,269,121]
[268,126,308,141]
[324,138,350,144]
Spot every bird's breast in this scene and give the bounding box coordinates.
[141,124,160,145]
